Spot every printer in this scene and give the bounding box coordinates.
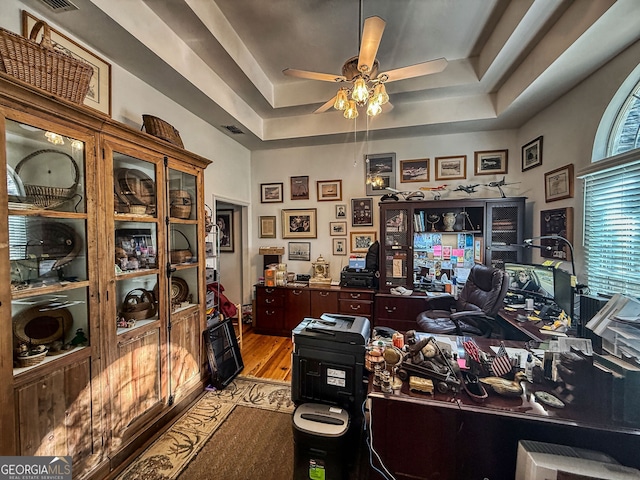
[291,314,370,417]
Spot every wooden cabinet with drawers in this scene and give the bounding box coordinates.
[254,284,374,336]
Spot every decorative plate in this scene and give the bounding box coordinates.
[13,305,74,345]
[170,277,189,304]
[534,391,565,408]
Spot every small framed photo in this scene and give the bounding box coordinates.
[216,209,234,252]
[435,155,467,180]
[290,175,309,200]
[333,238,347,256]
[474,150,508,175]
[288,242,311,261]
[350,231,377,252]
[330,221,347,236]
[282,208,317,238]
[522,136,543,171]
[400,159,429,182]
[351,197,374,226]
[544,164,574,202]
[365,152,396,195]
[317,179,342,201]
[261,182,283,203]
[259,215,276,239]
[336,204,347,219]
[474,238,484,263]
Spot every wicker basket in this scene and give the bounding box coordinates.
[170,190,192,219]
[142,114,184,148]
[15,149,80,209]
[170,230,193,264]
[16,349,48,367]
[0,21,93,104]
[120,288,156,321]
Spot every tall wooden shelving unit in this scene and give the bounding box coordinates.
[0,74,210,479]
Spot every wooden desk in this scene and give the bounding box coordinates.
[368,337,640,479]
[498,306,548,342]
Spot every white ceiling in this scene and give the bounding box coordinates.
[20,0,640,150]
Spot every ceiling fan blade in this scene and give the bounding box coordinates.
[314,96,337,114]
[283,68,346,83]
[378,57,448,83]
[357,16,385,75]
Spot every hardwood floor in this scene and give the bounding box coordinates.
[238,324,293,382]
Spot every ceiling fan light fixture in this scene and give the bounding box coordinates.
[352,77,369,103]
[344,100,359,119]
[373,82,389,105]
[333,88,349,111]
[366,99,382,117]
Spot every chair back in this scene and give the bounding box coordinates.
[456,264,509,317]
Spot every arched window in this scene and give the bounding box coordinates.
[582,77,640,297]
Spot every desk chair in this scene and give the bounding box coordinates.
[416,264,509,337]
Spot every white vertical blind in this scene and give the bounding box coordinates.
[583,156,640,297]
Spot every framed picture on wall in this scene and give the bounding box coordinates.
[282,208,317,238]
[290,176,309,200]
[400,159,429,182]
[522,136,543,171]
[288,242,311,261]
[216,210,234,252]
[317,179,342,201]
[365,152,396,195]
[330,221,347,236]
[24,12,112,116]
[435,155,467,180]
[474,150,508,175]
[350,231,377,253]
[261,183,283,203]
[259,216,276,239]
[351,198,374,226]
[336,204,347,219]
[544,164,574,202]
[333,238,347,256]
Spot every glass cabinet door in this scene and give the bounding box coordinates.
[5,118,93,374]
[112,151,161,333]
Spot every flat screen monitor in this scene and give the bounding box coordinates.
[504,262,555,300]
[553,267,575,317]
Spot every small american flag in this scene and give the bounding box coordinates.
[463,339,481,363]
[491,342,512,377]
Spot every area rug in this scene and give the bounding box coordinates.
[117,376,294,480]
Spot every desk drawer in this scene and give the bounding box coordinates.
[339,299,372,316]
[256,287,285,307]
[339,290,374,301]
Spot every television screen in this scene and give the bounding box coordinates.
[504,262,555,300]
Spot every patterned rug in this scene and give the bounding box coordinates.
[116,376,294,480]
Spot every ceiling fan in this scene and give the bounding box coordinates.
[283,15,448,119]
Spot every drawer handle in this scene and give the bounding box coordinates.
[266,288,275,293]
[385,306,397,313]
[350,304,361,311]
[350,293,361,299]
[266,298,274,304]
[319,292,330,297]
[292,290,303,295]
[266,310,275,316]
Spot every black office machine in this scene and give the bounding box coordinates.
[340,266,377,288]
[291,314,371,416]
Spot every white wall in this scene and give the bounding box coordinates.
[515,38,640,283]
[251,130,520,285]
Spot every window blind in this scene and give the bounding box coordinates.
[583,156,640,297]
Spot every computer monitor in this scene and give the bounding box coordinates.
[504,262,555,300]
[553,267,575,317]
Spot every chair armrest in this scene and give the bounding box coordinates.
[422,295,456,311]
[450,310,488,320]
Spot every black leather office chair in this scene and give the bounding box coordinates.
[416,264,510,337]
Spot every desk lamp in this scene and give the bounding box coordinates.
[522,235,575,277]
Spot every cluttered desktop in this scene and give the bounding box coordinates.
[502,262,575,340]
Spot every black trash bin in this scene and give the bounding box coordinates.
[293,402,352,480]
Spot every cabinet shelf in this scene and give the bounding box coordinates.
[114,213,158,222]
[8,208,87,219]
[13,345,88,378]
[116,318,158,336]
[116,268,160,279]
[10,280,89,299]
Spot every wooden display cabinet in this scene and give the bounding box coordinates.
[379,197,527,292]
[0,74,210,478]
